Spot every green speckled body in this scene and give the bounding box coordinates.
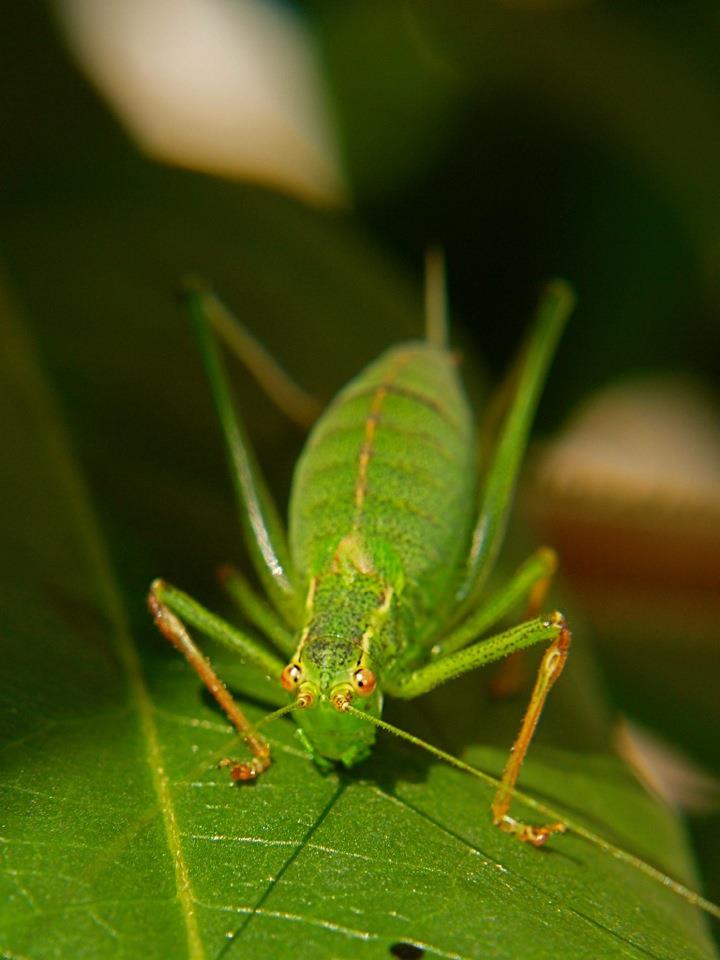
[159,281,573,777]
[286,342,476,761]
[290,342,475,600]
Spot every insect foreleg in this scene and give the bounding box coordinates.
[218,564,297,657]
[491,614,571,845]
[431,547,557,658]
[148,579,285,780]
[388,614,565,699]
[386,611,571,844]
[151,579,285,674]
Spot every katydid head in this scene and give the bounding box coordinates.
[278,638,383,765]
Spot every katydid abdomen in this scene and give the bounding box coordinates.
[289,341,476,627]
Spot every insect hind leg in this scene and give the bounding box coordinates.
[184,278,321,428]
[489,547,557,700]
[183,281,302,626]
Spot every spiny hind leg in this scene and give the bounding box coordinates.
[451,282,573,607]
[148,579,284,781]
[184,281,302,626]
[491,612,571,845]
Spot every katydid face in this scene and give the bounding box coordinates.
[290,670,381,767]
[279,538,395,764]
[280,627,384,765]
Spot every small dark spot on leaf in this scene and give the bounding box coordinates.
[389,943,425,959]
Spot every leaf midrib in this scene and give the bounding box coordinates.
[4,301,204,960]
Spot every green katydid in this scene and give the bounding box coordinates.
[148,255,720,922]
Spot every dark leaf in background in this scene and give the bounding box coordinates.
[1,1,719,956]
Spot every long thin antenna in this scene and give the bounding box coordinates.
[424,247,449,348]
[344,704,720,921]
[256,699,303,730]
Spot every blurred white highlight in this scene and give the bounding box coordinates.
[56,0,346,205]
[527,377,720,638]
[534,378,720,507]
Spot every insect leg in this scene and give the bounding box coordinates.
[218,564,297,656]
[148,579,285,780]
[185,280,321,428]
[387,613,565,699]
[386,611,571,843]
[430,547,557,658]
[454,281,574,612]
[184,281,301,626]
[490,614,571,844]
[488,546,557,699]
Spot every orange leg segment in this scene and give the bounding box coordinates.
[148,587,271,781]
[491,611,571,846]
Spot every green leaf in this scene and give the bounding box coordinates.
[0,166,718,959]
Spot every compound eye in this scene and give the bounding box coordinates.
[352,667,377,697]
[281,663,302,692]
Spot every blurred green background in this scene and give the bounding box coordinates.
[2,0,719,951]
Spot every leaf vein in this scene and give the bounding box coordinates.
[9,318,205,960]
